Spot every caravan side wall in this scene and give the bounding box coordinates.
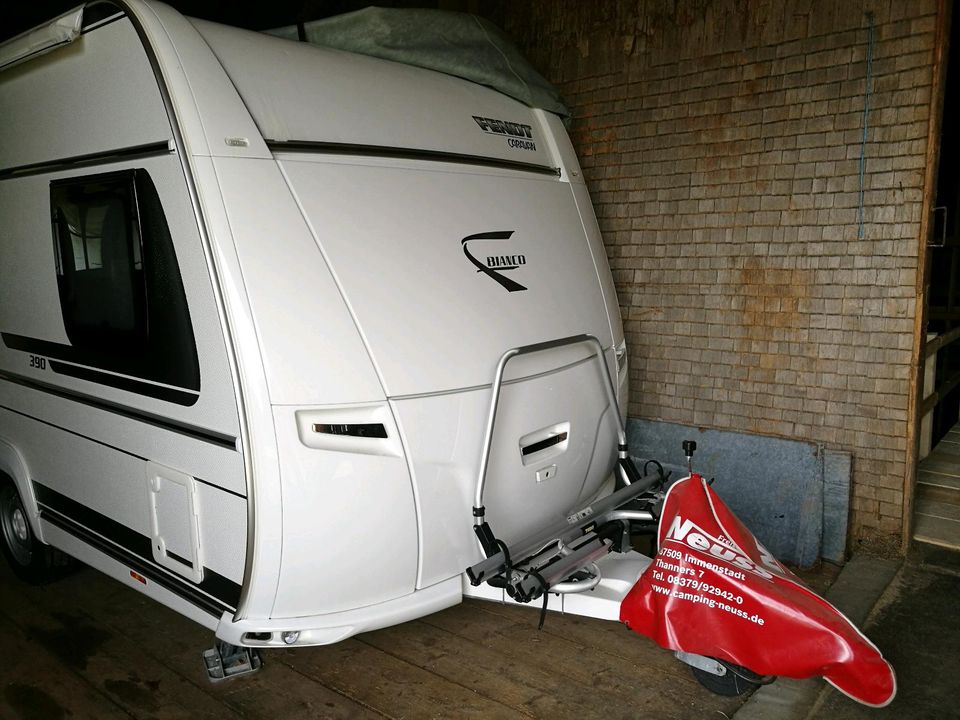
[0,0,629,647]
[0,11,247,627]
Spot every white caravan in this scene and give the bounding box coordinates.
[0,0,665,675]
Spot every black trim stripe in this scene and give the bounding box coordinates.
[1,402,147,460]
[81,4,126,33]
[268,140,562,177]
[42,508,226,617]
[0,402,246,499]
[0,141,172,182]
[166,548,194,569]
[49,361,198,407]
[34,483,242,613]
[0,368,237,451]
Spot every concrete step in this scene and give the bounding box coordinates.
[916,469,960,505]
[913,512,960,551]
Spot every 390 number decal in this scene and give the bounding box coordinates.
[29,355,46,370]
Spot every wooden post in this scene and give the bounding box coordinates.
[905,0,953,552]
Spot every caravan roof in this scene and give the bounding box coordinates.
[191,18,558,172]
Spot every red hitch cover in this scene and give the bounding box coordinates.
[620,475,896,707]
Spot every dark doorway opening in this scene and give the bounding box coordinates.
[927,9,960,446]
[916,3,960,550]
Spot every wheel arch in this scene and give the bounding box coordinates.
[0,438,42,540]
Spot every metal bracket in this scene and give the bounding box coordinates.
[203,641,263,682]
[675,651,727,677]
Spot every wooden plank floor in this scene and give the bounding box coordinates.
[0,560,746,720]
[915,425,960,550]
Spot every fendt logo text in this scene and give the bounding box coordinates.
[472,116,537,151]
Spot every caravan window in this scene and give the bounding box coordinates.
[51,171,148,347]
[47,169,200,396]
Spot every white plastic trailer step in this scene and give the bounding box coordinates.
[464,550,652,622]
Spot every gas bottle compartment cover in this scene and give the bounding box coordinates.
[145,462,204,584]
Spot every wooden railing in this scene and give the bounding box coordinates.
[921,321,960,415]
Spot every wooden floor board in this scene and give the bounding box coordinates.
[1,549,744,719]
[918,455,960,477]
[925,438,960,455]
[361,617,617,720]
[0,564,382,720]
[473,597,687,677]
[0,605,222,720]
[917,428,960,546]
[272,636,520,720]
[420,601,743,720]
[0,610,134,720]
[916,497,960,522]
[914,513,960,550]
[918,468,960,490]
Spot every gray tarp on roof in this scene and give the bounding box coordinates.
[267,7,568,118]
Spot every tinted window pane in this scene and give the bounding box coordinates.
[46,169,200,395]
[51,171,147,345]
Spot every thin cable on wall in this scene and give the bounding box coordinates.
[858,12,875,240]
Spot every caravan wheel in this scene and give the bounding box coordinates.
[0,480,70,584]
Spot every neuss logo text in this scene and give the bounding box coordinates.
[461,231,528,292]
[472,116,537,151]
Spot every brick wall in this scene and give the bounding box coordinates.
[488,0,940,547]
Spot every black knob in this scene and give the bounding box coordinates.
[682,440,697,456]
